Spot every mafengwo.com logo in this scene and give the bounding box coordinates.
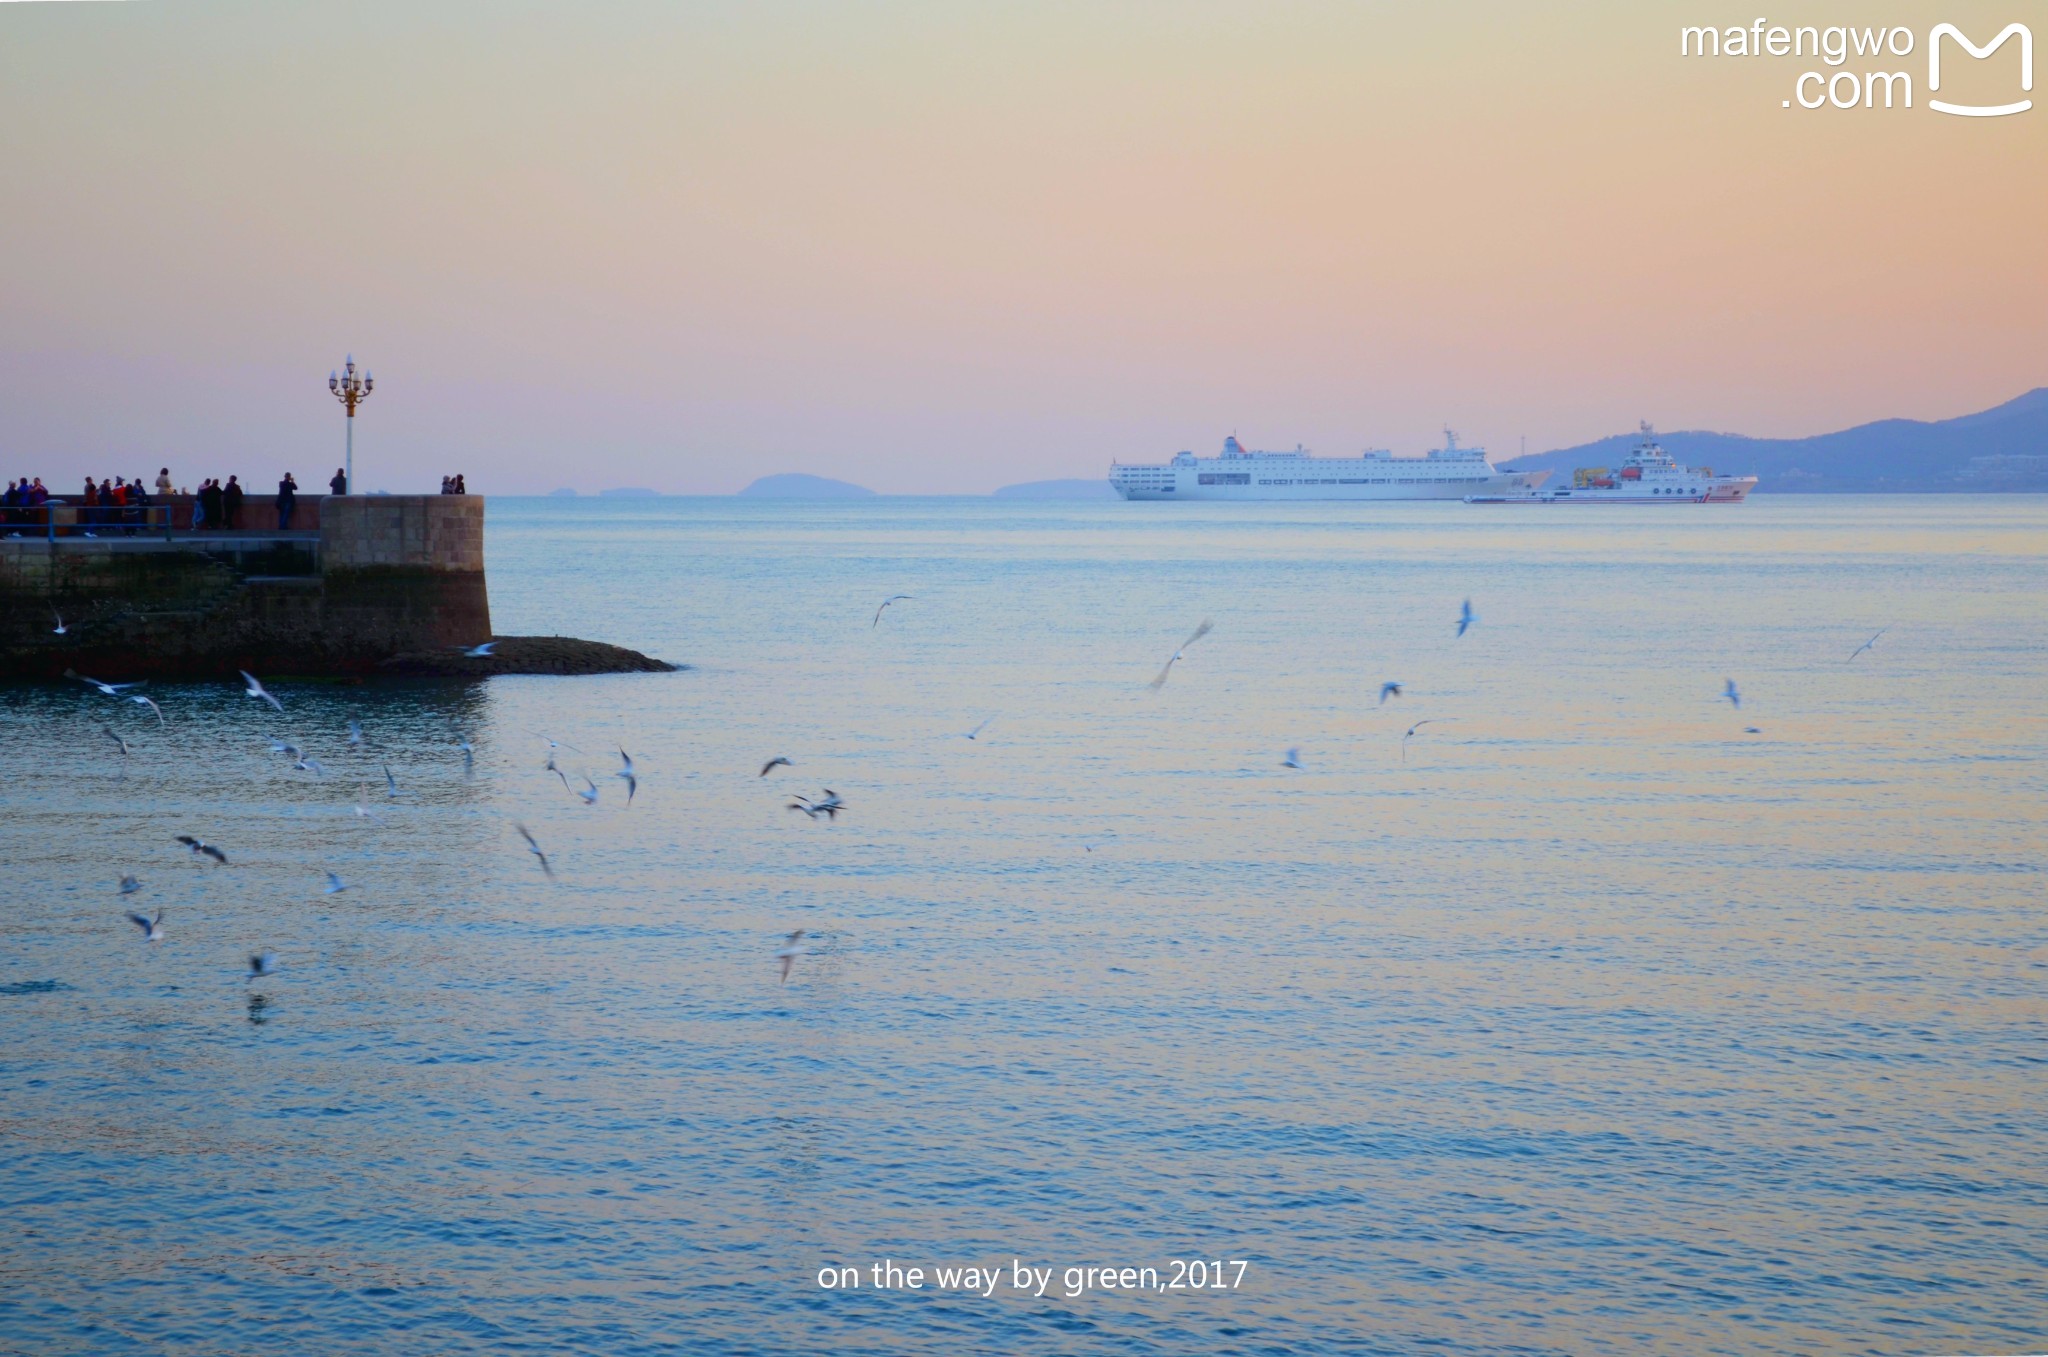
[1680,19,2032,114]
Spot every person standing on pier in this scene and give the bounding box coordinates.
[199,477,222,531]
[329,467,346,496]
[276,472,299,530]
[156,466,174,497]
[223,475,244,529]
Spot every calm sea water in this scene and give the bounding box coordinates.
[2,495,2044,1356]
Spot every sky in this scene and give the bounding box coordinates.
[1,0,2043,493]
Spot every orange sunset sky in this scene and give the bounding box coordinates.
[2,0,2043,492]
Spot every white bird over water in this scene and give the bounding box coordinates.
[1723,679,1741,709]
[129,693,166,728]
[270,739,302,759]
[1848,626,1890,662]
[240,670,284,712]
[776,929,808,984]
[382,762,400,797]
[535,733,582,755]
[963,718,994,740]
[176,834,228,864]
[119,874,143,895]
[1402,718,1451,763]
[1456,599,1476,638]
[347,720,363,747]
[575,775,599,806]
[52,609,66,636]
[74,673,143,697]
[127,909,165,943]
[293,757,327,777]
[1282,748,1304,770]
[456,732,475,775]
[788,790,843,821]
[515,822,553,877]
[615,748,636,804]
[246,952,279,983]
[1150,619,1214,690]
[1379,682,1403,705]
[101,725,131,757]
[461,641,497,657]
[872,595,914,628]
[323,872,350,895]
[759,756,793,777]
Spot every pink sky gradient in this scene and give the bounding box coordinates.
[1,1,2042,493]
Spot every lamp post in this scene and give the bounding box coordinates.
[328,355,374,493]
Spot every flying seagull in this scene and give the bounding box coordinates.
[52,609,66,636]
[776,929,808,984]
[1456,599,1476,638]
[759,756,793,777]
[1401,719,1451,763]
[323,872,350,895]
[456,732,475,776]
[175,834,228,865]
[347,720,363,747]
[270,740,303,759]
[101,725,131,757]
[1848,626,1890,662]
[382,762,400,797]
[535,733,582,755]
[127,910,165,943]
[129,693,166,729]
[119,874,143,896]
[239,670,284,712]
[1378,682,1402,705]
[788,790,844,821]
[515,822,553,878]
[353,784,387,825]
[461,641,497,657]
[293,756,327,777]
[1723,679,1741,709]
[74,673,143,697]
[963,718,994,741]
[1282,747,1304,770]
[872,595,915,628]
[575,775,599,807]
[246,952,279,983]
[1150,619,1214,690]
[615,748,636,804]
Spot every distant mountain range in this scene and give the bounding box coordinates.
[738,473,875,499]
[1503,388,2048,492]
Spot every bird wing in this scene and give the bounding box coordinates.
[127,912,152,933]
[175,835,197,847]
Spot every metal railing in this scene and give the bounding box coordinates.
[1,503,320,544]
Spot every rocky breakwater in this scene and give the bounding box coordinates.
[0,495,674,680]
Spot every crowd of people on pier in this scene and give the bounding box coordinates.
[3,465,471,533]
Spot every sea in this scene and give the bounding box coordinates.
[1,494,2043,1356]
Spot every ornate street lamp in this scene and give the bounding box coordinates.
[328,355,374,493]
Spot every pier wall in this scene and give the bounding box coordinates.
[0,496,491,679]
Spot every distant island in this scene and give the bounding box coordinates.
[548,487,577,497]
[992,478,1117,500]
[598,487,660,498]
[738,473,876,499]
[1505,387,2048,492]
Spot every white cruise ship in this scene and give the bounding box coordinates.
[1109,432,1548,501]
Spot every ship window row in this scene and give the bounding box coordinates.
[1196,473,1251,485]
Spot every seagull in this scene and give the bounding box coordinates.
[119,874,143,895]
[963,718,994,740]
[293,757,327,777]
[515,822,553,878]
[1401,719,1450,763]
[1282,747,1304,769]
[788,790,843,821]
[52,609,66,636]
[461,641,497,657]
[382,762,400,797]
[127,909,165,943]
[175,834,228,865]
[775,929,808,984]
[1455,599,1476,638]
[575,775,599,806]
[239,670,284,712]
[246,952,279,983]
[872,595,914,628]
[353,785,386,825]
[74,673,143,697]
[347,720,363,747]
[1723,679,1741,709]
[323,872,350,895]
[1149,619,1214,690]
[1378,682,1403,705]
[456,732,475,775]
[270,740,303,759]
[101,725,131,757]
[615,749,636,804]
[129,694,166,729]
[1848,626,1890,662]
[759,756,793,777]
[536,733,582,755]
